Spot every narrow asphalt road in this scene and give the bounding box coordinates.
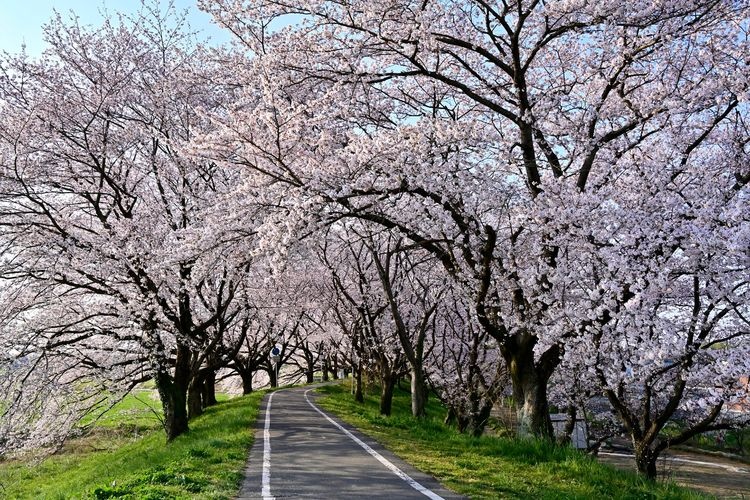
[237,386,465,499]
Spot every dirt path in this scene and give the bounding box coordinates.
[598,450,750,498]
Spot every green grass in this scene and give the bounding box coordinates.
[0,392,265,499]
[316,382,708,500]
[81,391,164,430]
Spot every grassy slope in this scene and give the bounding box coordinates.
[316,382,708,500]
[0,392,264,499]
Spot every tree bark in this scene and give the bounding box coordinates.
[558,406,577,446]
[379,375,397,416]
[514,372,553,438]
[202,370,217,407]
[411,367,428,418]
[506,346,554,439]
[467,403,493,437]
[188,378,203,420]
[154,343,191,441]
[504,339,556,439]
[240,372,254,395]
[155,376,189,441]
[634,445,658,480]
[266,365,279,388]
[354,363,364,403]
[331,357,339,379]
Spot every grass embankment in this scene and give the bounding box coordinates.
[0,391,264,499]
[316,382,707,499]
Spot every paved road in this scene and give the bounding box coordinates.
[237,386,464,499]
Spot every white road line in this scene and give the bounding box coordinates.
[304,389,445,500]
[599,451,749,474]
[262,391,276,500]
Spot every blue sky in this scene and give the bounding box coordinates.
[0,1,232,55]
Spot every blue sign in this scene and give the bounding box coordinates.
[271,347,280,356]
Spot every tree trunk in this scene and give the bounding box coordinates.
[144,320,189,441]
[202,370,217,407]
[268,366,278,388]
[304,354,314,383]
[505,341,556,439]
[354,364,364,403]
[558,406,577,446]
[634,445,658,480]
[514,374,553,438]
[240,371,254,395]
[411,368,428,418]
[468,402,493,437]
[155,376,189,441]
[456,413,470,433]
[188,378,203,420]
[379,373,397,416]
[154,343,191,441]
[444,407,457,426]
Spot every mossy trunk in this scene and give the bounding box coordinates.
[505,340,556,439]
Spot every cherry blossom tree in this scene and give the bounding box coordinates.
[200,0,750,441]
[430,293,508,437]
[540,131,750,477]
[320,225,408,415]
[0,284,148,455]
[0,1,254,442]
[363,233,444,417]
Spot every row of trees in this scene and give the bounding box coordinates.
[0,0,748,479]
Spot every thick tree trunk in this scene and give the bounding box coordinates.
[444,407,457,426]
[154,344,191,441]
[304,354,314,383]
[505,340,556,439]
[456,413,470,433]
[514,373,553,438]
[156,377,189,441]
[634,445,658,480]
[240,372,254,395]
[188,378,203,420]
[379,366,397,416]
[411,368,428,418]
